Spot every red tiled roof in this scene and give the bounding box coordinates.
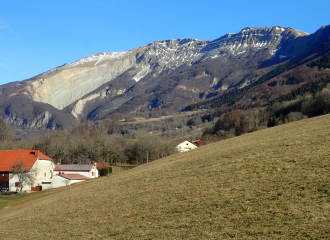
[0,149,52,172]
[56,174,89,180]
[96,162,110,168]
[54,164,94,172]
[194,141,206,146]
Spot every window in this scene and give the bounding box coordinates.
[92,172,94,176]
[2,173,4,177]
[15,182,21,187]
[44,173,46,177]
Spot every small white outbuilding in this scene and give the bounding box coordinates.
[176,140,197,152]
[53,164,98,178]
[51,173,89,189]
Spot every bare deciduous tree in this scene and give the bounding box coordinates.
[0,118,11,141]
[10,159,35,193]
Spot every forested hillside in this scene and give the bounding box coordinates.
[198,39,330,141]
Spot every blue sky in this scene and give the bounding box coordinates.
[0,0,329,85]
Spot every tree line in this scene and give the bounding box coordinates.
[203,82,330,141]
[0,121,178,165]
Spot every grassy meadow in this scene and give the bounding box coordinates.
[0,114,330,239]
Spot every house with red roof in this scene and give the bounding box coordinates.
[53,164,98,179]
[0,149,55,192]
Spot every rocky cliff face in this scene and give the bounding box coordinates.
[25,52,136,110]
[1,25,329,129]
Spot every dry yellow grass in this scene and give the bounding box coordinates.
[1,114,330,239]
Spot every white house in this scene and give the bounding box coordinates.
[53,164,98,178]
[51,173,89,189]
[0,149,55,192]
[176,140,198,152]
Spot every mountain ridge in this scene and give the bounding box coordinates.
[0,25,329,130]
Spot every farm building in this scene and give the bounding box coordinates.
[53,164,98,178]
[176,140,198,152]
[0,149,55,192]
[51,173,89,189]
[96,162,111,176]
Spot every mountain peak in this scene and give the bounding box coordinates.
[237,26,309,37]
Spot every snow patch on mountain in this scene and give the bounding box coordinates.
[276,27,286,32]
[133,66,151,82]
[236,50,246,55]
[66,51,128,68]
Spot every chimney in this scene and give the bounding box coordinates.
[35,148,39,156]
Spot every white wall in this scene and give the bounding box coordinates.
[53,166,98,179]
[176,141,197,152]
[42,182,52,190]
[32,159,55,187]
[51,175,85,189]
[70,179,85,185]
[8,174,32,192]
[8,159,55,192]
[51,175,69,189]
[94,166,99,178]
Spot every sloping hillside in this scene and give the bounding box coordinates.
[1,114,330,239]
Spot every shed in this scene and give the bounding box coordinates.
[96,162,111,176]
[51,173,89,189]
[53,164,98,178]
